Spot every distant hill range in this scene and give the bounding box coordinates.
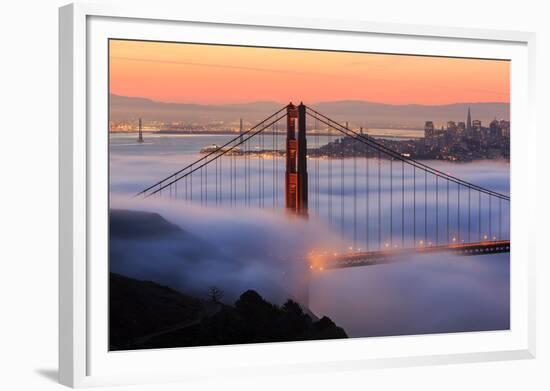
[110,94,510,129]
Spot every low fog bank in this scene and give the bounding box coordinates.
[310,252,510,338]
[109,197,510,338]
[109,196,343,305]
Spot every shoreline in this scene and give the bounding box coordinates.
[109,130,424,139]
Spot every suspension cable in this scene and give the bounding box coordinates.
[136,106,287,198]
[305,107,509,201]
[143,113,285,198]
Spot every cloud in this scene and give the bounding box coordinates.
[310,252,510,337]
[110,196,344,305]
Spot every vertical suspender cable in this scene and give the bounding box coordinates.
[366,144,369,251]
[328,127,333,228]
[489,196,493,240]
[436,175,439,245]
[353,138,357,249]
[316,121,319,214]
[468,188,471,243]
[378,149,381,250]
[424,170,427,245]
[401,161,405,248]
[457,183,461,243]
[390,158,393,247]
[341,140,344,242]
[479,192,482,241]
[272,124,275,208]
[413,166,416,247]
[446,179,449,244]
[499,198,502,240]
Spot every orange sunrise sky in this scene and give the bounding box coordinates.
[109,40,510,106]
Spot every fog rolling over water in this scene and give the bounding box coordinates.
[110,133,510,337]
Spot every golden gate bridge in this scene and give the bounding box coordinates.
[135,103,510,270]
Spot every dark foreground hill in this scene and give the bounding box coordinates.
[110,273,347,351]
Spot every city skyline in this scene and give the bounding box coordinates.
[109,40,510,106]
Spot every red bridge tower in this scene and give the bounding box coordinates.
[285,103,308,216]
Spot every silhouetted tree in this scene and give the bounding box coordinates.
[235,290,280,342]
[280,299,310,337]
[207,286,224,303]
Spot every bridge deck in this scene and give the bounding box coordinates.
[318,240,510,270]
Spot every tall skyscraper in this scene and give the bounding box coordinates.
[466,107,472,132]
[424,121,435,147]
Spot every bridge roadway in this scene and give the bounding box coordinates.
[317,240,510,270]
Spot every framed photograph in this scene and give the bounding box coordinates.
[59,3,536,388]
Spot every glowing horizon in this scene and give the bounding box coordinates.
[109,40,510,106]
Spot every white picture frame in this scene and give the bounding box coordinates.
[59,2,537,388]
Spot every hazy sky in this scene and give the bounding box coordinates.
[109,39,510,106]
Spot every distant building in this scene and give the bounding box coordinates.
[500,120,510,138]
[472,119,482,132]
[414,110,509,161]
[424,121,434,137]
[447,121,457,131]
[490,119,502,139]
[424,121,435,146]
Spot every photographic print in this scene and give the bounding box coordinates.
[108,39,510,351]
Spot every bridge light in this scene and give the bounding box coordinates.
[428,242,432,246]
[349,246,353,251]
[419,240,424,246]
[319,267,324,271]
[385,243,389,248]
[493,236,496,240]
[452,237,456,242]
[484,235,488,240]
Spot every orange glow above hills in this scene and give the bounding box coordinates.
[109,39,510,105]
